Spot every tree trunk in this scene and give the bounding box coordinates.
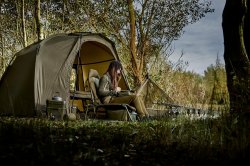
[127,0,143,85]
[21,0,27,47]
[0,34,4,73]
[222,0,250,112]
[35,0,43,41]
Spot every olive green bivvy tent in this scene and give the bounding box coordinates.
[0,32,130,117]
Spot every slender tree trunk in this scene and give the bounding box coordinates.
[222,0,250,112]
[62,0,66,31]
[127,0,143,85]
[21,0,27,47]
[0,9,3,72]
[245,0,250,57]
[0,34,4,73]
[35,0,43,41]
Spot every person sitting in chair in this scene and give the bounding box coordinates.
[98,60,149,118]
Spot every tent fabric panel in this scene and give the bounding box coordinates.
[34,35,79,111]
[77,36,129,90]
[80,42,115,65]
[0,45,37,116]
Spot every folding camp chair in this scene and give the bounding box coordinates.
[85,69,137,121]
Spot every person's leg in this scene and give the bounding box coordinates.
[109,94,149,117]
[132,95,149,117]
[102,96,112,104]
[109,95,135,104]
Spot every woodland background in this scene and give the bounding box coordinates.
[0,0,231,113]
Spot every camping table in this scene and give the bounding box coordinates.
[70,91,93,112]
[70,91,92,100]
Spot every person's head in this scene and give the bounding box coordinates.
[107,60,122,89]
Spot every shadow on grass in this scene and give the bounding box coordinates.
[0,115,250,166]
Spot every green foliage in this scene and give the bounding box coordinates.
[0,0,214,82]
[82,0,214,81]
[204,57,229,110]
[146,54,229,111]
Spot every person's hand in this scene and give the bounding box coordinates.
[116,87,121,92]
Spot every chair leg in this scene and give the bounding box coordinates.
[125,107,132,121]
[84,105,89,120]
[124,105,137,122]
[84,104,97,120]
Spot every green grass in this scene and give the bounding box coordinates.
[0,114,250,165]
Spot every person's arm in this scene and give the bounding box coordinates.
[98,75,117,97]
